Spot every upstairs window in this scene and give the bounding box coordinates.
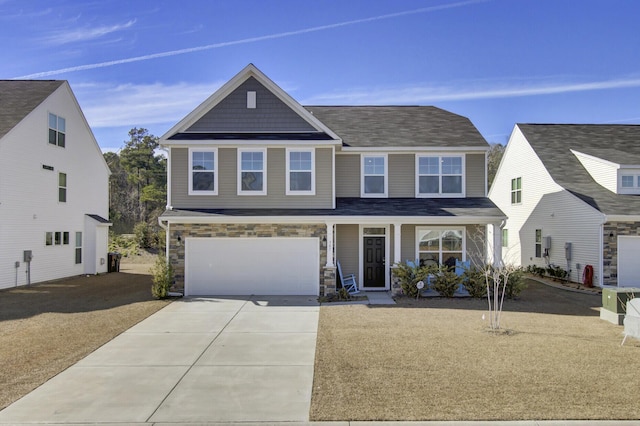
[58,172,67,203]
[416,155,463,197]
[511,177,522,204]
[238,148,266,195]
[189,149,217,195]
[362,155,387,197]
[619,172,640,194]
[286,149,314,195]
[48,113,66,147]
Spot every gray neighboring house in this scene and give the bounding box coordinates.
[490,123,640,287]
[159,64,505,296]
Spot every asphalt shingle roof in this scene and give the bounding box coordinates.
[304,106,488,148]
[0,80,64,140]
[517,124,640,216]
[161,197,505,219]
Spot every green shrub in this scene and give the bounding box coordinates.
[134,222,153,248]
[393,261,429,298]
[150,255,174,299]
[504,267,527,298]
[432,267,461,298]
[526,265,546,277]
[462,268,488,298]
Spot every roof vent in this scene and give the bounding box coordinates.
[247,91,256,109]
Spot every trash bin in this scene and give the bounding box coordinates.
[108,252,122,272]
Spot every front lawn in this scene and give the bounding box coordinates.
[310,280,640,421]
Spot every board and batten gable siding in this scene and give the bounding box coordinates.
[465,153,486,197]
[0,84,110,289]
[489,126,604,283]
[572,150,618,193]
[187,77,315,133]
[171,147,333,209]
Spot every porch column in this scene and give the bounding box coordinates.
[393,223,402,265]
[325,222,335,267]
[492,222,503,267]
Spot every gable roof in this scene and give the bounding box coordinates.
[517,123,640,216]
[305,106,488,148]
[161,64,341,144]
[0,80,64,140]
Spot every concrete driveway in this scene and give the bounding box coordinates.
[0,295,319,424]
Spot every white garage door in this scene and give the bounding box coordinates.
[185,237,319,296]
[618,236,640,287]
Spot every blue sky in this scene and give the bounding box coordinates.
[3,0,640,151]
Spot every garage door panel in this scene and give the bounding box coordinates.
[185,238,319,296]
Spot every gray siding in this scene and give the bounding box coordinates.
[336,224,360,285]
[466,153,486,197]
[187,77,315,132]
[335,154,360,197]
[401,224,416,263]
[389,154,415,197]
[171,147,333,209]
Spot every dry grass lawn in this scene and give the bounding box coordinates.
[311,280,640,421]
[0,263,169,410]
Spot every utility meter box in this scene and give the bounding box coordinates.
[564,242,572,260]
[23,250,33,262]
[543,236,552,250]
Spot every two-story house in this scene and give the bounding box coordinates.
[0,80,111,289]
[490,124,640,288]
[158,64,505,296]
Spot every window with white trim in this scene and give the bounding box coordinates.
[58,172,67,203]
[238,148,266,195]
[619,172,640,194]
[535,229,542,258]
[416,155,463,196]
[502,229,509,247]
[189,148,217,195]
[48,113,65,147]
[75,232,82,264]
[511,177,522,204]
[286,148,314,194]
[416,228,464,266]
[361,155,387,197]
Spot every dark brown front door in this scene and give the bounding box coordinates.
[364,236,385,288]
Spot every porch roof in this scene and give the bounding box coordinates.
[161,197,505,221]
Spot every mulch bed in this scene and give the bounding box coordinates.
[310,279,640,421]
[0,263,169,410]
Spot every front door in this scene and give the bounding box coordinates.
[363,236,385,288]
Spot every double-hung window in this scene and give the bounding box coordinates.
[48,113,65,147]
[511,177,522,204]
[535,229,542,258]
[238,148,266,195]
[75,232,82,264]
[416,155,463,197]
[361,155,387,197]
[58,172,67,202]
[189,148,217,195]
[416,228,464,266]
[286,148,314,195]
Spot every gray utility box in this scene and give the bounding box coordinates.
[602,287,640,314]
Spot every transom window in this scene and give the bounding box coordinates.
[286,149,314,194]
[416,228,464,267]
[238,148,266,195]
[416,155,463,197]
[189,149,217,195]
[511,177,522,204]
[48,113,66,147]
[58,172,67,203]
[362,155,387,197]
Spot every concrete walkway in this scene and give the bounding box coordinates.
[0,295,320,424]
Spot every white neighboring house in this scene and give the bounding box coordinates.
[0,80,111,289]
[489,123,640,288]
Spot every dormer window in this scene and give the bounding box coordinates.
[619,171,640,194]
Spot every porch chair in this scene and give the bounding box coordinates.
[455,259,471,294]
[336,261,359,294]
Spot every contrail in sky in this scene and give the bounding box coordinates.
[14,0,487,79]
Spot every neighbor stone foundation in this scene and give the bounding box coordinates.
[168,223,336,295]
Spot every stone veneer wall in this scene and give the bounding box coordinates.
[603,221,640,286]
[168,223,335,295]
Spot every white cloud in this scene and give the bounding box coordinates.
[75,81,224,129]
[302,77,640,104]
[42,19,136,45]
